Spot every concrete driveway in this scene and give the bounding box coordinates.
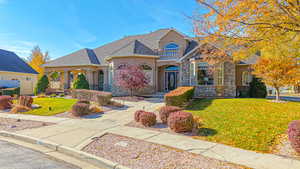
[0,140,80,169]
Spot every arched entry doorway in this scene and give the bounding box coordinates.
[98,70,104,90]
[164,65,179,91]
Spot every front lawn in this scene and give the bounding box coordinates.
[17,98,77,116]
[186,98,300,153]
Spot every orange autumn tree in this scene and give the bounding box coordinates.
[193,0,300,60]
[27,46,50,78]
[252,55,300,101]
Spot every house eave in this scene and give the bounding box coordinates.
[106,55,160,61]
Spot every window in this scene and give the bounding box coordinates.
[217,63,224,85]
[242,71,251,86]
[163,43,179,57]
[141,64,153,85]
[197,62,214,85]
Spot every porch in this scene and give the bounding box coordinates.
[44,66,109,91]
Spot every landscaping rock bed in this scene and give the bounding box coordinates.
[82,133,247,169]
[273,134,300,160]
[0,117,53,132]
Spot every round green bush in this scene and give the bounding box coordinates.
[249,77,267,98]
[34,75,49,95]
[73,74,90,89]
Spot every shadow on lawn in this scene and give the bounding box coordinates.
[197,128,217,136]
[186,99,214,111]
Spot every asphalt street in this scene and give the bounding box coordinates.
[0,140,80,169]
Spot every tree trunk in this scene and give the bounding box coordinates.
[275,87,280,101]
[130,89,133,97]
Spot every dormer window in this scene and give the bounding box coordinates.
[163,43,179,57]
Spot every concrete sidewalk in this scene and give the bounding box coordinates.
[1,98,300,169]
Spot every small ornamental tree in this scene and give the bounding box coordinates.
[116,65,149,96]
[73,74,90,89]
[252,56,300,101]
[34,75,49,95]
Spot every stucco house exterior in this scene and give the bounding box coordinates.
[43,28,255,97]
[0,49,38,95]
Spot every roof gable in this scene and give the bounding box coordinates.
[0,49,38,74]
[43,48,100,67]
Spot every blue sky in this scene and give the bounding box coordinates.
[0,0,203,59]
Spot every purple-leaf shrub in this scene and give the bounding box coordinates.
[168,111,194,133]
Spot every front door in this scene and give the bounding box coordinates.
[165,71,178,91]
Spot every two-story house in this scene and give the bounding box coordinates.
[43,28,255,97]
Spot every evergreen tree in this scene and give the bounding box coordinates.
[73,74,90,89]
[34,75,49,95]
[249,77,267,98]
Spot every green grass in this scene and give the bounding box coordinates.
[18,98,77,116]
[186,98,300,152]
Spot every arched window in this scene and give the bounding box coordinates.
[165,65,179,71]
[163,43,179,57]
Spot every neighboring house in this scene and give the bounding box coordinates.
[0,49,38,95]
[43,28,255,97]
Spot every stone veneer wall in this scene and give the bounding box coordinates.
[180,54,237,97]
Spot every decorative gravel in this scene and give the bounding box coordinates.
[0,117,53,132]
[272,134,300,160]
[83,133,248,169]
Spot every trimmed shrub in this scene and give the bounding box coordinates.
[139,111,157,127]
[0,96,13,110]
[159,106,182,124]
[288,120,300,153]
[168,111,194,133]
[89,105,103,113]
[10,105,30,114]
[18,96,33,108]
[134,110,145,122]
[73,74,90,89]
[71,102,91,117]
[164,87,195,107]
[77,100,90,104]
[34,75,49,95]
[249,77,267,98]
[71,89,112,106]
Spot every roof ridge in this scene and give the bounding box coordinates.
[110,39,136,56]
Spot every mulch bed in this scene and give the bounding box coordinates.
[82,133,248,169]
[0,117,54,132]
[272,134,300,160]
[113,96,144,102]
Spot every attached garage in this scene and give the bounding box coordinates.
[0,49,38,95]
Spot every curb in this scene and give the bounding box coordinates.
[0,131,131,169]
